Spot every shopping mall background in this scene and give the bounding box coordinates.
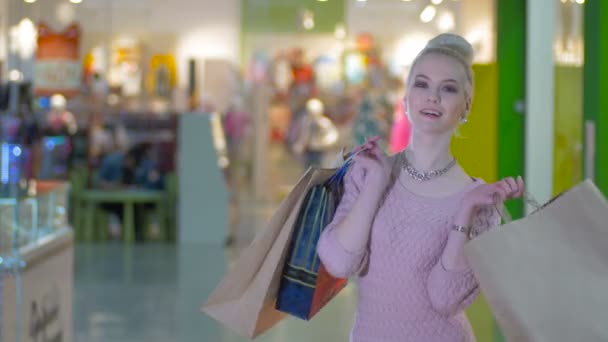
[0,0,606,341]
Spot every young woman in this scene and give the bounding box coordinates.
[318,33,525,342]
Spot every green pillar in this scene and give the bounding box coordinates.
[497,0,526,221]
[495,0,526,340]
[584,0,608,196]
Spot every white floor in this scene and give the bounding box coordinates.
[73,242,358,342]
[73,146,358,341]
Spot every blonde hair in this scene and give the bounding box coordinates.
[407,33,475,101]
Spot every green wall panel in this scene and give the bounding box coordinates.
[497,0,526,221]
[242,0,345,33]
[584,0,608,196]
[495,1,526,341]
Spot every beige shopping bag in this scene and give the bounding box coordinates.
[464,180,608,342]
[202,167,337,339]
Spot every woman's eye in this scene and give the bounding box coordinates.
[414,81,427,88]
[443,85,458,93]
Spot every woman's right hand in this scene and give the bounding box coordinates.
[352,138,392,194]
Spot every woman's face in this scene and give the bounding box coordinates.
[405,53,470,136]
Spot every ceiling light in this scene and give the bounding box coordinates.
[9,70,23,82]
[420,5,437,23]
[431,0,443,4]
[438,11,455,31]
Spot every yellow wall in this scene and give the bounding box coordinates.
[454,64,584,342]
[452,64,499,183]
[554,66,583,195]
[453,64,499,342]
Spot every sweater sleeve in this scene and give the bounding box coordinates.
[317,162,370,278]
[426,205,501,316]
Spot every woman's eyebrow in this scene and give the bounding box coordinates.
[414,74,459,84]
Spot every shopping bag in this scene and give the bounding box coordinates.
[464,179,608,342]
[201,166,338,339]
[274,161,351,320]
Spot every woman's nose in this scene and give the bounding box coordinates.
[427,93,440,104]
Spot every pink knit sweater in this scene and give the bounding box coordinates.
[318,159,499,342]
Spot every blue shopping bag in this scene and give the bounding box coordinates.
[275,160,352,320]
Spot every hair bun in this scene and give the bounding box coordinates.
[426,33,474,65]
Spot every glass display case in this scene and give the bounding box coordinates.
[1,181,73,342]
[0,181,69,257]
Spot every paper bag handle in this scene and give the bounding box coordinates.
[495,190,552,224]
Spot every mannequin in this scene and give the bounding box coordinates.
[292,98,338,167]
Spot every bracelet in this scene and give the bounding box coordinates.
[452,224,472,236]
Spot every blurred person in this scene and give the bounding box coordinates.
[87,112,113,167]
[352,88,392,148]
[285,48,317,152]
[46,94,77,136]
[97,142,164,241]
[222,97,251,166]
[221,99,251,247]
[291,98,339,167]
[351,56,393,148]
[268,96,291,143]
[16,103,42,179]
[317,34,526,341]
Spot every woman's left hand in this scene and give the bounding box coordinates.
[461,176,525,213]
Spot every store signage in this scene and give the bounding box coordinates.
[34,61,80,95]
[1,232,73,342]
[28,285,63,341]
[34,22,81,97]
